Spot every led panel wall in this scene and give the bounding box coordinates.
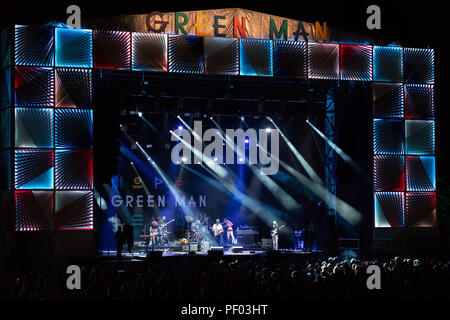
[373,119,404,154]
[1,108,11,149]
[55,109,93,149]
[55,191,93,230]
[132,33,167,72]
[404,84,434,120]
[14,66,54,107]
[308,43,339,80]
[404,48,434,84]
[405,192,436,227]
[168,35,204,74]
[93,30,131,70]
[273,40,307,78]
[55,149,93,190]
[374,192,404,228]
[15,190,53,231]
[1,68,11,108]
[373,46,403,82]
[204,37,239,75]
[406,156,435,192]
[373,155,405,192]
[15,25,54,67]
[15,149,54,190]
[240,39,273,77]
[15,108,53,148]
[55,28,93,68]
[340,44,372,81]
[55,68,92,108]
[405,120,435,155]
[373,83,404,118]
[0,151,11,189]
[1,67,11,108]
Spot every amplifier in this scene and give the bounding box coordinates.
[236,229,259,235]
[201,241,210,252]
[189,243,199,252]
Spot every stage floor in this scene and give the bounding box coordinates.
[98,247,323,261]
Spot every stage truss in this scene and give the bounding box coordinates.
[0,25,435,234]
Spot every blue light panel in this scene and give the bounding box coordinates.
[373,46,403,82]
[55,28,93,68]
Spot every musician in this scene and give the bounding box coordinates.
[212,219,224,245]
[224,218,236,244]
[159,216,169,245]
[271,221,279,250]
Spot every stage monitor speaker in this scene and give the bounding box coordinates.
[231,246,243,253]
[208,246,223,257]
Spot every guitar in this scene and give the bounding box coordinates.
[159,219,175,228]
[210,224,224,235]
[271,225,285,236]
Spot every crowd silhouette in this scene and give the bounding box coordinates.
[1,256,449,300]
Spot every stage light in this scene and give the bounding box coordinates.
[265,128,271,133]
[213,157,218,162]
[138,111,143,117]
[178,125,183,130]
[130,161,133,165]
[241,116,245,121]
[244,138,249,144]
[239,157,244,163]
[182,157,188,162]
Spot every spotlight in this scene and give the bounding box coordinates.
[213,157,218,162]
[241,116,244,121]
[130,161,134,165]
[138,112,143,117]
[182,157,188,162]
[239,157,244,163]
[265,128,271,133]
[244,138,249,144]
[178,125,183,130]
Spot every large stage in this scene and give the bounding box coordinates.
[0,7,437,262]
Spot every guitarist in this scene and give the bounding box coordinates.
[212,218,224,245]
[271,221,285,250]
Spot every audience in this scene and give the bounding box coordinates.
[1,256,449,300]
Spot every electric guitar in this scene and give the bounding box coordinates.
[271,225,285,236]
[159,219,175,228]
